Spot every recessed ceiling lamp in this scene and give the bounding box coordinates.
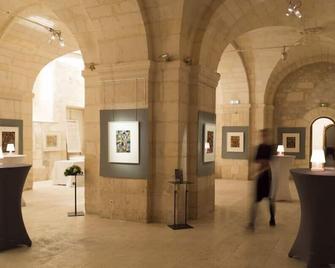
[281,46,288,61]
[286,0,302,19]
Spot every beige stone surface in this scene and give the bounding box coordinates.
[0,180,304,268]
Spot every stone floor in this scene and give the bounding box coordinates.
[0,180,305,268]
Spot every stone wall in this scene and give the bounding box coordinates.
[215,45,250,180]
[274,62,335,168]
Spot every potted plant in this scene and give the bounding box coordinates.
[64,165,84,217]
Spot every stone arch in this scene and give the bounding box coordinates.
[265,55,335,105]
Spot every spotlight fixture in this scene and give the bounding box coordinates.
[281,46,288,61]
[286,0,302,19]
[158,53,171,62]
[0,9,65,47]
[183,57,192,65]
[48,28,65,47]
[88,63,96,71]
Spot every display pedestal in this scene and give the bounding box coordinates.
[67,175,84,217]
[168,181,193,230]
[270,155,295,201]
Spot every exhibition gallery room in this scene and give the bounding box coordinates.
[3,0,335,267]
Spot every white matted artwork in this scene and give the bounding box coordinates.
[108,121,139,164]
[227,132,244,153]
[282,133,300,153]
[203,123,216,163]
[43,132,61,151]
[0,126,19,153]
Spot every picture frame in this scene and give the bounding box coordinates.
[222,127,249,159]
[108,121,140,164]
[277,127,306,159]
[282,133,300,153]
[227,132,244,153]
[0,126,19,153]
[43,132,62,151]
[203,123,216,163]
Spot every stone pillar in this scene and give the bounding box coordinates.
[187,65,220,219]
[83,60,152,222]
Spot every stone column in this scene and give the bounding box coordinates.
[187,65,220,219]
[83,60,152,222]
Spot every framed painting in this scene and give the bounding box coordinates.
[227,132,244,152]
[43,132,61,151]
[0,126,19,153]
[277,127,305,159]
[203,123,216,163]
[222,127,249,159]
[108,121,139,164]
[282,133,300,153]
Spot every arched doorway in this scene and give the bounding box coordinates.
[310,117,335,167]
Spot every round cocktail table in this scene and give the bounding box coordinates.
[290,168,335,267]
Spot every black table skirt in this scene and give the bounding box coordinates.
[0,164,31,251]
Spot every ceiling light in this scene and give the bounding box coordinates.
[286,0,302,19]
[48,28,65,47]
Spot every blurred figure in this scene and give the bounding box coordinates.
[248,129,276,230]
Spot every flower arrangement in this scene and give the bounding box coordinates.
[64,165,83,176]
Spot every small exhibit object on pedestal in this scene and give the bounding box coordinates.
[311,149,326,171]
[168,169,193,230]
[64,165,85,217]
[277,145,285,156]
[6,144,15,154]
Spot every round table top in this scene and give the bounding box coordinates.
[291,168,335,177]
[0,163,31,169]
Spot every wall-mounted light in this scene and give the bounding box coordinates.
[320,103,329,108]
[311,149,326,171]
[281,46,288,61]
[184,57,192,65]
[286,0,302,19]
[229,99,240,105]
[277,145,285,156]
[158,53,171,62]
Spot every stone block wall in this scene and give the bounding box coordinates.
[274,62,335,168]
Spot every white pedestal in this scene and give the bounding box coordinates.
[270,155,296,201]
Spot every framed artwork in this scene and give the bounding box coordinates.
[222,127,249,159]
[227,132,244,152]
[43,132,61,151]
[108,121,139,164]
[282,133,300,153]
[203,123,216,163]
[277,127,305,159]
[0,126,19,153]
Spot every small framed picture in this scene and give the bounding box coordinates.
[203,123,216,163]
[0,126,19,153]
[277,128,305,159]
[43,132,61,151]
[108,121,140,164]
[227,132,244,153]
[282,133,300,153]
